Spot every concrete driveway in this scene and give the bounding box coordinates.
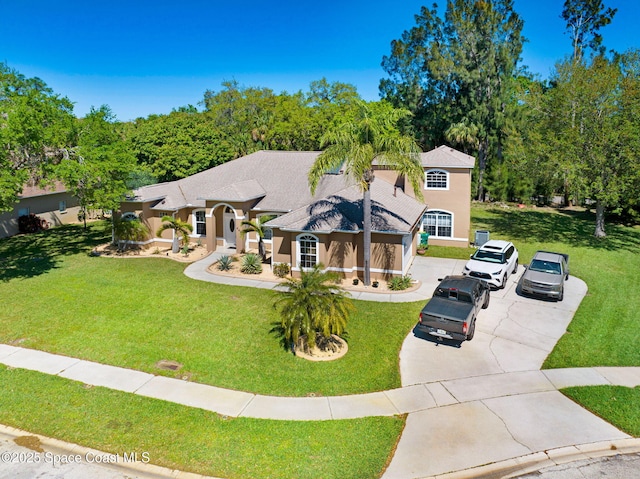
[383,257,631,479]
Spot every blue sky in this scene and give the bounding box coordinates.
[2,1,637,121]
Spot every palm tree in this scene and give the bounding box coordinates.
[308,100,424,285]
[240,215,276,260]
[156,216,193,253]
[113,216,150,251]
[273,265,353,354]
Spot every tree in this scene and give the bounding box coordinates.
[56,105,136,228]
[308,100,424,286]
[380,0,525,200]
[240,215,276,260]
[273,264,353,354]
[126,109,233,182]
[515,52,640,237]
[0,63,75,211]
[156,216,193,253]
[203,80,277,157]
[562,0,617,61]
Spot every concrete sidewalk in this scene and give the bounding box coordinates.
[2,255,640,479]
[183,252,466,303]
[1,343,639,421]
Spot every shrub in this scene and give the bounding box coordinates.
[387,275,412,291]
[273,262,291,278]
[240,253,263,274]
[18,214,48,234]
[217,255,233,271]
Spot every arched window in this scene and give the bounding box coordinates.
[121,212,138,221]
[422,210,453,238]
[193,209,206,236]
[257,213,281,242]
[425,169,449,189]
[297,234,319,269]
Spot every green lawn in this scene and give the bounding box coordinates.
[0,222,421,397]
[1,205,638,478]
[0,366,403,479]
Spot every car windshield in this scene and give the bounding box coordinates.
[529,259,561,274]
[472,250,504,263]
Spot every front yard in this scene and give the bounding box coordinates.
[1,204,639,478]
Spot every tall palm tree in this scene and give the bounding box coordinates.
[240,215,276,260]
[308,100,424,285]
[273,265,353,353]
[156,216,193,253]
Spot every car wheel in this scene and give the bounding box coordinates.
[513,259,519,274]
[466,320,476,341]
[500,273,507,289]
[558,287,564,302]
[482,293,490,309]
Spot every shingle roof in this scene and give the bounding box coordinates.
[130,151,351,212]
[421,145,475,168]
[129,150,431,233]
[19,181,67,198]
[266,178,427,234]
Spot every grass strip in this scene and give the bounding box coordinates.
[562,386,640,437]
[0,365,404,479]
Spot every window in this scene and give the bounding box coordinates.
[121,212,138,221]
[18,207,30,217]
[297,234,318,269]
[425,169,448,189]
[258,213,281,242]
[422,210,452,238]
[59,201,66,213]
[194,210,206,235]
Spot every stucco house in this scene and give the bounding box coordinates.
[119,146,474,279]
[0,181,81,239]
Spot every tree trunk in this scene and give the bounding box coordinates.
[258,238,266,261]
[594,201,607,238]
[476,140,488,201]
[172,234,180,253]
[363,186,372,286]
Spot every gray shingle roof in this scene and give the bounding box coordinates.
[130,151,352,212]
[128,149,442,232]
[421,145,475,169]
[266,178,427,234]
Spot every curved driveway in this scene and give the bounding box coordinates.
[1,255,639,479]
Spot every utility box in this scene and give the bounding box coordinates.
[475,230,490,247]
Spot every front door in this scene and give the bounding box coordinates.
[223,211,236,248]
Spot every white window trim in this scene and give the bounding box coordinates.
[192,209,207,237]
[295,233,319,271]
[424,169,450,191]
[256,212,281,244]
[422,209,454,239]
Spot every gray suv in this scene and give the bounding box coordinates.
[518,251,569,301]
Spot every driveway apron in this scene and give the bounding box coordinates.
[383,257,630,479]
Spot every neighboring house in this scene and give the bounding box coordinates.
[0,181,81,239]
[119,147,474,279]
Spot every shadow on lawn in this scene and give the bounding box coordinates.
[0,221,110,281]
[473,207,640,254]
